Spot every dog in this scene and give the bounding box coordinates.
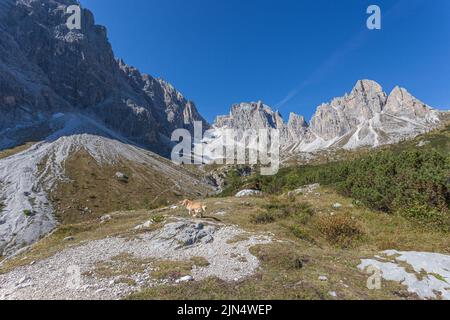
[181,199,207,218]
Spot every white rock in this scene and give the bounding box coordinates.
[100,215,112,223]
[235,190,261,198]
[417,140,430,147]
[134,220,153,230]
[17,276,31,285]
[319,276,328,282]
[175,275,194,284]
[358,250,450,300]
[115,172,128,181]
[333,203,342,209]
[328,291,338,298]
[293,184,321,195]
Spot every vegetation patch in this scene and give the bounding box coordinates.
[151,214,166,224]
[151,260,196,280]
[316,214,365,248]
[0,142,36,160]
[251,200,314,225]
[23,209,33,217]
[190,256,210,268]
[399,204,449,232]
[86,253,153,280]
[250,211,276,225]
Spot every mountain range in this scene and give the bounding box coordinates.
[212,80,443,154]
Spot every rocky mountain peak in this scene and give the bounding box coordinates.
[352,79,384,96]
[384,86,437,123]
[0,0,208,154]
[215,101,284,130]
[212,80,442,153]
[288,113,308,129]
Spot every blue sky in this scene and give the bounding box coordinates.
[80,0,450,123]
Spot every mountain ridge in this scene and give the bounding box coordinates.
[0,0,208,155]
[212,79,444,153]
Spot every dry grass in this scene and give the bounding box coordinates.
[86,253,153,280]
[316,214,365,248]
[151,260,196,280]
[0,142,36,160]
[48,150,209,224]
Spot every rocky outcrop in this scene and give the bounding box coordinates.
[215,101,283,131]
[309,80,387,141]
[384,86,436,121]
[359,250,450,300]
[212,80,443,154]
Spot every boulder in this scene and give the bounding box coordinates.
[175,275,194,283]
[235,190,262,198]
[115,172,129,182]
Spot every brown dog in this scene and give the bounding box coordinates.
[181,199,207,218]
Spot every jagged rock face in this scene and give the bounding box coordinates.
[0,0,213,256]
[215,101,284,131]
[384,86,435,120]
[213,80,442,153]
[154,79,209,133]
[0,0,207,154]
[309,80,388,141]
[307,80,440,150]
[212,101,312,148]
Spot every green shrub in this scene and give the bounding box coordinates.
[400,204,449,232]
[250,211,276,224]
[151,214,165,224]
[292,202,315,224]
[289,224,315,243]
[223,145,449,230]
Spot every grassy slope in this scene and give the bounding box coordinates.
[0,142,36,160]
[48,150,210,224]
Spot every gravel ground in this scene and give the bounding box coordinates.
[0,218,271,300]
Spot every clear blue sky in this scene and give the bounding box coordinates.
[80,0,450,123]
